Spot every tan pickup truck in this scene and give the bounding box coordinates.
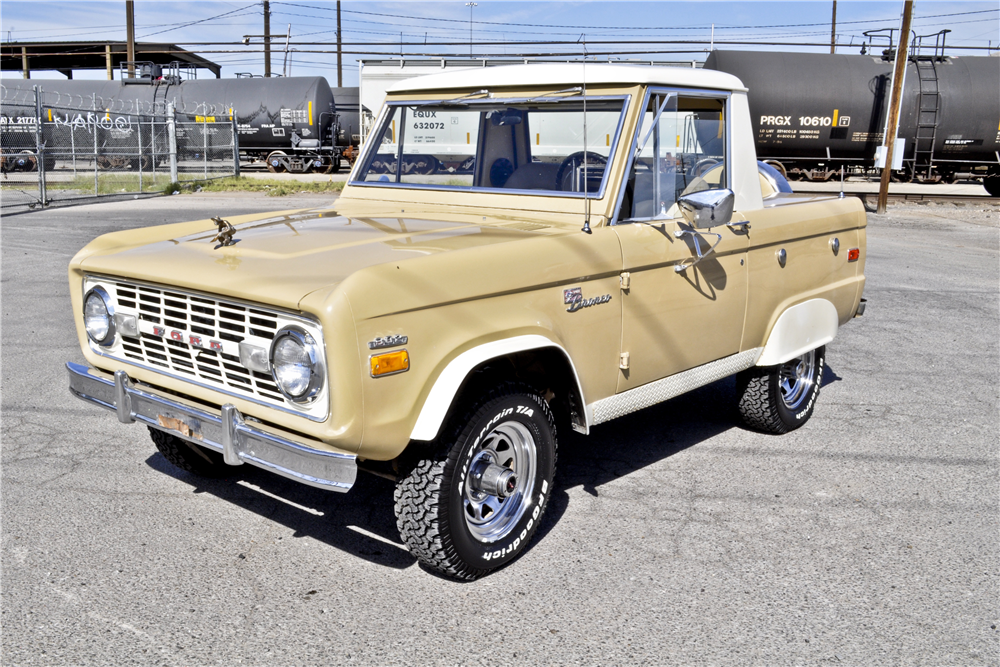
[67,64,866,580]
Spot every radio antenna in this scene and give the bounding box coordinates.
[581,34,592,234]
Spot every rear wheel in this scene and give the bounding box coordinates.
[149,427,229,477]
[394,384,557,580]
[737,346,825,434]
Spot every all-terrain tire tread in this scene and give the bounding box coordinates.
[393,382,556,581]
[736,367,789,434]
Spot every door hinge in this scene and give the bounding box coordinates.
[620,272,631,290]
[619,352,630,370]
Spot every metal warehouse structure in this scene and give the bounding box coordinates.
[0,41,222,79]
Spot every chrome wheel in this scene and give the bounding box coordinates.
[463,421,536,543]
[395,386,557,579]
[778,349,817,411]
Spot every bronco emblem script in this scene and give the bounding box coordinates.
[563,287,612,313]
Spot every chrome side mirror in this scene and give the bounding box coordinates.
[677,188,735,229]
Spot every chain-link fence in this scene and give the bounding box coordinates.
[1,85,239,212]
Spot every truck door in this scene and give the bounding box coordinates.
[612,91,749,392]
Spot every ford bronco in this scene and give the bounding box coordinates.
[68,64,867,579]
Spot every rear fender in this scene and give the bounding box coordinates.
[757,298,838,366]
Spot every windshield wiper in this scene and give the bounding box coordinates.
[415,89,491,107]
[525,86,583,102]
[526,86,583,103]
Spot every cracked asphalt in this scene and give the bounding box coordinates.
[2,193,998,665]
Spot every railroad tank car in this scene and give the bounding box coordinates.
[703,50,1000,195]
[1,76,357,173]
[329,86,376,165]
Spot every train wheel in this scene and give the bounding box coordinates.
[266,151,287,173]
[15,150,38,172]
[96,155,129,170]
[403,154,438,176]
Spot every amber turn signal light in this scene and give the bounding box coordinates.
[847,248,860,262]
[370,349,409,377]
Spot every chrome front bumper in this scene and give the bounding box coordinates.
[66,362,356,492]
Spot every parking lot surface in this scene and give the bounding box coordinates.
[2,193,998,665]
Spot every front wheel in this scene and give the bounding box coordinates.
[149,427,229,477]
[394,384,557,580]
[736,346,825,434]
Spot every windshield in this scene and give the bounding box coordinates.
[352,96,627,196]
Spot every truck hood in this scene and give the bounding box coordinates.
[77,206,561,310]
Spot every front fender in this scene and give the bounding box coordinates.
[409,334,587,441]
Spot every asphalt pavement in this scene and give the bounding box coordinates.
[2,192,998,665]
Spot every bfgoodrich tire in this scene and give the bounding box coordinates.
[737,346,825,434]
[149,427,229,477]
[394,384,557,580]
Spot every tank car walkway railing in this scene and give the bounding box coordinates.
[1,85,240,213]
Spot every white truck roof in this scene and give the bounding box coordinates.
[387,62,747,94]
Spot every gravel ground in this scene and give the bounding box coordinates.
[2,194,998,665]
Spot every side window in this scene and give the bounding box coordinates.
[620,94,727,221]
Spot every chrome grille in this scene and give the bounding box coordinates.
[84,276,328,420]
[114,282,286,402]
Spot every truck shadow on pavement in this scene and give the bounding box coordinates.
[144,365,843,574]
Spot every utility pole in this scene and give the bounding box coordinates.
[830,0,837,54]
[336,0,343,86]
[125,0,135,77]
[465,3,477,59]
[263,0,271,77]
[282,24,291,76]
[876,0,914,215]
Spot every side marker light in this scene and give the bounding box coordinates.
[370,350,409,377]
[847,248,860,262]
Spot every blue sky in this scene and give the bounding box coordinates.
[2,1,997,84]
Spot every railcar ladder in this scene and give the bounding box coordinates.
[911,57,941,181]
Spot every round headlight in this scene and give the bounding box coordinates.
[270,327,324,402]
[84,286,116,346]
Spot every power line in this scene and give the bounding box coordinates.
[275,2,997,31]
[137,3,260,39]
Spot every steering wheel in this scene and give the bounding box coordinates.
[693,158,720,177]
[556,151,608,192]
